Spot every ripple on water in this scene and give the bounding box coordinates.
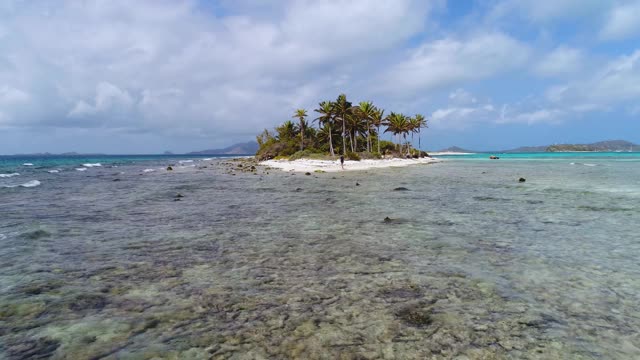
[0,158,639,358]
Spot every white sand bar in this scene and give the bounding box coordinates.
[260,157,441,172]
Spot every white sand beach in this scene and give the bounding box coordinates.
[260,157,440,172]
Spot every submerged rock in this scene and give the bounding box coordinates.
[6,337,60,359]
[68,294,108,311]
[19,229,51,240]
[519,178,526,183]
[305,172,311,176]
[393,187,410,191]
[396,305,433,328]
[166,166,173,171]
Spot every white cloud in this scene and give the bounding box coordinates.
[535,46,583,77]
[378,33,530,95]
[68,82,133,118]
[548,50,640,105]
[504,109,564,124]
[0,0,432,148]
[448,88,477,104]
[0,85,30,105]
[600,1,640,40]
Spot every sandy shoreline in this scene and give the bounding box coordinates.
[260,157,440,172]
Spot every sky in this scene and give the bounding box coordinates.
[1,0,640,154]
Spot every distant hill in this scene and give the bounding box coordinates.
[436,146,476,153]
[440,140,637,153]
[545,140,637,152]
[501,145,548,153]
[188,141,259,155]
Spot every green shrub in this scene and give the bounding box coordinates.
[359,152,382,159]
[379,140,397,153]
[346,151,361,161]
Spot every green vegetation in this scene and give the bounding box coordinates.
[256,94,429,160]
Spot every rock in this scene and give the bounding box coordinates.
[305,172,311,176]
[519,177,526,183]
[384,217,392,223]
[175,193,184,198]
[112,178,121,182]
[20,229,51,240]
[393,187,410,191]
[356,182,360,186]
[396,305,433,328]
[489,155,500,159]
[295,188,303,192]
[166,166,173,171]
[7,338,60,359]
[68,294,108,311]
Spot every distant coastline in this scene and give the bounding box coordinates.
[438,140,638,154]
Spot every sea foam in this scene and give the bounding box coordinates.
[570,162,598,167]
[21,180,41,187]
[0,173,20,178]
[76,168,87,172]
[82,163,102,167]
[179,160,194,164]
[48,170,60,173]
[1,180,41,188]
[23,163,34,166]
[143,169,155,173]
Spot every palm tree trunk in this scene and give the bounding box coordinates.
[366,121,371,153]
[300,119,304,151]
[348,131,353,153]
[353,130,357,152]
[406,134,411,156]
[342,116,347,155]
[377,125,381,154]
[328,124,335,157]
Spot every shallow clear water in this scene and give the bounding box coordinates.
[1,154,639,359]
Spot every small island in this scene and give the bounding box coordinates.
[255,94,437,171]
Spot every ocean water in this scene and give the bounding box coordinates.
[1,153,639,359]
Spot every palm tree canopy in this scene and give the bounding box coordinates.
[371,108,385,127]
[414,114,428,129]
[293,109,308,119]
[313,101,333,126]
[384,112,409,135]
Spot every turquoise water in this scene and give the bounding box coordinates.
[1,153,640,358]
[437,151,640,161]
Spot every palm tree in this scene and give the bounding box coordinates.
[314,101,335,156]
[408,117,421,156]
[292,109,307,151]
[333,94,352,155]
[355,101,376,153]
[384,112,409,154]
[276,120,298,140]
[371,108,385,154]
[414,114,428,153]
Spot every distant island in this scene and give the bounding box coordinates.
[188,141,259,155]
[255,93,428,161]
[439,140,637,153]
